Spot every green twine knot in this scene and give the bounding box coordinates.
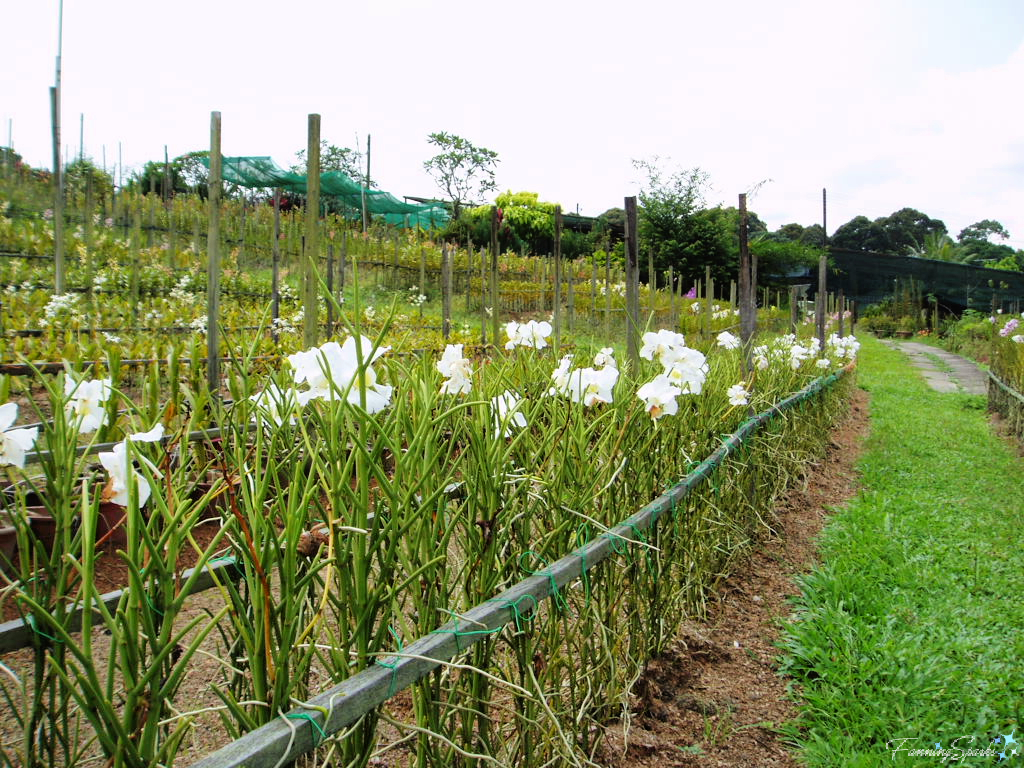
[518,551,567,612]
[374,625,404,697]
[285,712,326,747]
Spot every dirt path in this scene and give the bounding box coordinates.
[600,388,871,768]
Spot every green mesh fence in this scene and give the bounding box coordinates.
[825,248,1024,313]
[202,156,449,228]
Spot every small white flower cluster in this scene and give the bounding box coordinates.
[277,283,298,302]
[505,320,553,350]
[169,274,195,303]
[827,333,861,361]
[40,293,83,327]
[189,316,208,334]
[712,304,737,320]
[102,332,121,344]
[437,344,473,396]
[716,331,741,350]
[407,285,427,307]
[599,282,627,297]
[272,315,299,335]
[637,330,709,420]
[92,272,112,291]
[363,305,377,321]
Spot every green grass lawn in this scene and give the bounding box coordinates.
[779,335,1024,766]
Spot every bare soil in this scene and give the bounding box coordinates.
[599,388,870,768]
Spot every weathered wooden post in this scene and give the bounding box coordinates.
[738,193,756,352]
[442,243,452,340]
[625,196,640,366]
[207,111,222,394]
[272,188,281,343]
[553,205,563,352]
[704,267,713,339]
[816,188,828,349]
[303,114,321,347]
[50,86,66,295]
[490,207,499,346]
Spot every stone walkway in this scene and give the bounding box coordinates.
[880,341,987,395]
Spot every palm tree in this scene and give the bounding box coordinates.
[906,232,977,264]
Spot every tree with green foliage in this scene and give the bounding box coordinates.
[956,219,1018,267]
[831,208,946,254]
[632,158,716,283]
[957,219,1009,244]
[291,140,367,183]
[423,132,499,219]
[906,231,976,263]
[126,151,210,197]
[63,158,114,206]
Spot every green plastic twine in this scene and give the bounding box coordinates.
[572,525,592,608]
[518,551,568,612]
[25,614,61,644]
[496,594,538,633]
[284,712,326,748]
[374,625,404,697]
[433,610,502,652]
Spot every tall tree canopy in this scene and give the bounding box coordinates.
[831,208,946,254]
[423,132,499,218]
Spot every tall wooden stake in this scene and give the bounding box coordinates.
[553,205,563,352]
[50,87,65,295]
[272,188,281,343]
[207,111,222,394]
[625,196,640,366]
[442,244,452,339]
[738,193,755,355]
[816,188,828,348]
[303,114,321,347]
[490,207,500,346]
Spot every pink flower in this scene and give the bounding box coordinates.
[999,318,1019,337]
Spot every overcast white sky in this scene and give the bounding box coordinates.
[4,1,1024,247]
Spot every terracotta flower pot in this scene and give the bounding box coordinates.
[94,502,128,547]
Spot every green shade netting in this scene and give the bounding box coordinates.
[202,156,448,227]
[827,248,1024,312]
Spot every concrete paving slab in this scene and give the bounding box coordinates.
[880,340,987,395]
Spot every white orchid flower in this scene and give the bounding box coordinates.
[636,375,682,420]
[491,390,528,437]
[64,377,112,433]
[437,344,474,396]
[0,403,38,469]
[726,383,750,406]
[565,366,619,406]
[716,331,740,350]
[593,347,617,369]
[288,336,393,413]
[250,383,299,426]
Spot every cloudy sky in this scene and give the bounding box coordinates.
[4,1,1024,248]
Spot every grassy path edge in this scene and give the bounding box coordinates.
[778,336,1024,766]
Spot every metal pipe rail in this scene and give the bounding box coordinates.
[187,364,853,768]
